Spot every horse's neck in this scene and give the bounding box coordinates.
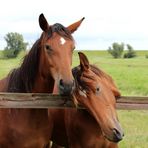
[32,75,54,93]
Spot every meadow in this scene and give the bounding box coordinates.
[0,50,148,147]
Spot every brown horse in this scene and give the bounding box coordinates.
[49,52,124,148]
[0,14,84,148]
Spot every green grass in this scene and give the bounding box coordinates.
[0,50,148,147]
[118,110,148,148]
[0,50,26,79]
[0,56,22,78]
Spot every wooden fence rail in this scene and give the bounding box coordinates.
[0,93,148,110]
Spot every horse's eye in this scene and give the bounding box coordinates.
[96,87,100,92]
[45,45,52,51]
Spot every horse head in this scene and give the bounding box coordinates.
[38,14,84,95]
[73,52,124,142]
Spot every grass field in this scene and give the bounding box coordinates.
[0,50,148,147]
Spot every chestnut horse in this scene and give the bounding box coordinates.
[49,52,124,148]
[0,14,84,148]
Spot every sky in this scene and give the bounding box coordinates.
[0,0,148,50]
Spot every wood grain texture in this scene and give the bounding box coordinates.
[0,93,147,110]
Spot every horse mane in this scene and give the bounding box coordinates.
[72,64,116,90]
[48,23,73,40]
[7,39,41,92]
[90,65,115,83]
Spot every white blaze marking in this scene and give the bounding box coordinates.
[60,37,66,45]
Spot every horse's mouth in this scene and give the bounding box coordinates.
[102,128,124,143]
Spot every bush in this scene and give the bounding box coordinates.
[146,55,148,58]
[3,49,17,58]
[108,42,124,58]
[123,44,136,58]
[0,51,3,59]
[124,49,136,58]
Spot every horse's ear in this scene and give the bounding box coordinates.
[67,17,85,33]
[78,52,90,71]
[39,13,49,32]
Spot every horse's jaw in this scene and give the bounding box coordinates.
[88,105,124,143]
[76,92,124,143]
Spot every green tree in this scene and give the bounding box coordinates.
[108,42,124,58]
[124,44,136,58]
[3,32,28,58]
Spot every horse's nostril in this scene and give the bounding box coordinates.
[59,79,64,87]
[59,79,74,96]
[113,128,123,142]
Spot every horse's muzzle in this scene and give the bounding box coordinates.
[112,128,124,142]
[59,79,75,96]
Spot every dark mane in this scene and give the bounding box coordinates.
[7,39,41,92]
[49,23,73,40]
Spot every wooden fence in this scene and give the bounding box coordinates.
[0,93,148,110]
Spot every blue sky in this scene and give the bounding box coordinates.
[0,0,148,50]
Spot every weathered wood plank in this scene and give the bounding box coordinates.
[0,93,148,110]
[116,103,148,110]
[116,96,148,110]
[0,93,74,108]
